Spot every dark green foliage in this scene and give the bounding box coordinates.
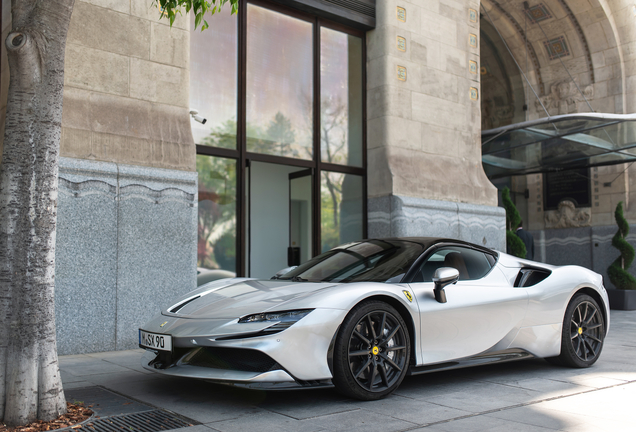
[502,187,521,231]
[506,230,526,258]
[502,187,526,258]
[608,201,636,290]
[214,232,236,271]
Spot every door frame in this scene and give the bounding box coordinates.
[289,168,313,266]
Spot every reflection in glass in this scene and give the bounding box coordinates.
[321,28,363,167]
[482,119,636,178]
[190,10,237,148]
[279,239,424,283]
[197,155,237,272]
[321,172,363,252]
[246,5,313,159]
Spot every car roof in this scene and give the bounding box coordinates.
[357,237,496,255]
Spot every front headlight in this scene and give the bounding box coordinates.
[238,309,314,324]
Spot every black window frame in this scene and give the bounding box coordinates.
[194,0,368,276]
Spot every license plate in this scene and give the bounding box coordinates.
[139,330,172,351]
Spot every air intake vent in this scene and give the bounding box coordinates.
[182,347,282,373]
[323,0,375,18]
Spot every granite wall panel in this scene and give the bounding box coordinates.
[531,225,636,290]
[115,164,197,350]
[55,159,119,355]
[368,195,506,251]
[55,157,197,354]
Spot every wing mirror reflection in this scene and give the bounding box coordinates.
[271,266,297,280]
[432,267,459,303]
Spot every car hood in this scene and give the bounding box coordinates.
[163,278,340,319]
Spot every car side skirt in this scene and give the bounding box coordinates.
[407,348,534,376]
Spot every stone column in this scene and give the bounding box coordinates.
[366,0,505,250]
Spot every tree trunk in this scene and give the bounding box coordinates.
[0,0,75,425]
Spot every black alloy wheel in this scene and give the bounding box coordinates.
[549,293,605,368]
[333,300,411,400]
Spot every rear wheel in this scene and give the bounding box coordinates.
[548,294,605,368]
[332,301,411,400]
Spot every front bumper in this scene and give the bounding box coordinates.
[141,350,331,389]
[140,308,347,387]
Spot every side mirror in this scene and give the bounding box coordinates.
[272,266,297,279]
[432,267,459,303]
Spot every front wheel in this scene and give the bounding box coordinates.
[332,301,411,400]
[548,293,605,368]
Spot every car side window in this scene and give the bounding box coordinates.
[412,246,494,282]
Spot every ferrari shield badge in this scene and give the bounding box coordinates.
[402,290,413,302]
[160,321,168,328]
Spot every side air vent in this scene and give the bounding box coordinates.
[514,268,551,287]
[168,296,201,313]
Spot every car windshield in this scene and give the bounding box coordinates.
[278,239,425,283]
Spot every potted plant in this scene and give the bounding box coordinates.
[502,187,526,258]
[607,201,636,310]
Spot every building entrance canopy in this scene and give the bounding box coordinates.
[481,113,636,179]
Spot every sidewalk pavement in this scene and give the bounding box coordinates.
[60,310,636,432]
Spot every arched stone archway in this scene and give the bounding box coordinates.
[480,0,625,123]
[480,0,636,283]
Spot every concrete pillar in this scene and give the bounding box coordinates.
[366,0,505,250]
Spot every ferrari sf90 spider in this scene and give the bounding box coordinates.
[139,238,609,400]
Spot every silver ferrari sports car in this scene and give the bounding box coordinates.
[139,238,609,400]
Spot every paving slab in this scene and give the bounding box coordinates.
[206,410,326,432]
[356,395,472,424]
[297,409,417,432]
[65,386,153,417]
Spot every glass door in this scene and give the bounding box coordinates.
[289,169,313,266]
[248,162,313,278]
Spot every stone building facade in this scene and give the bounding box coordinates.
[479,0,636,284]
[1,0,635,354]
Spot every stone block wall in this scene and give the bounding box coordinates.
[60,0,194,171]
[367,0,497,207]
[365,0,503,247]
[55,157,197,355]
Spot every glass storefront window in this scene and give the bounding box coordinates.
[320,28,363,167]
[191,4,367,276]
[246,4,313,159]
[197,155,237,272]
[321,172,363,252]
[190,10,238,149]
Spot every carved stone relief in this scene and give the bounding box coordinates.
[544,200,592,228]
[535,79,594,115]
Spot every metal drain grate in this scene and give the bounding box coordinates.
[81,409,193,432]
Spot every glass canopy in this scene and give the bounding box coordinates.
[481,113,636,179]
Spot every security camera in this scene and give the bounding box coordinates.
[189,109,207,125]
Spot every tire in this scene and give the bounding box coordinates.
[548,293,605,368]
[332,300,411,400]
